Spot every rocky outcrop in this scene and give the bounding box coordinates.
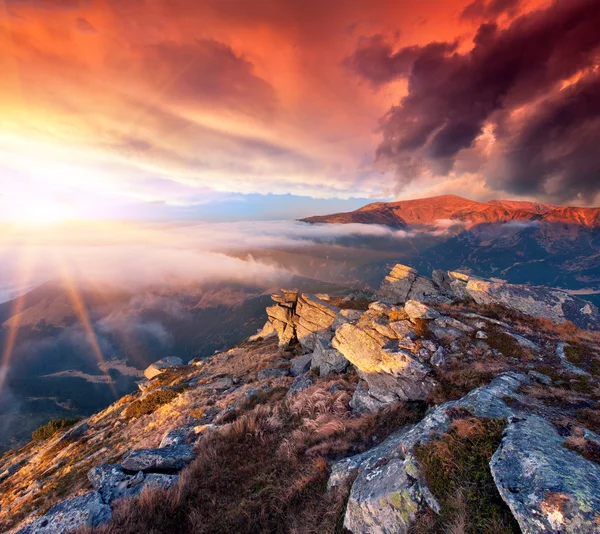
[144,357,184,380]
[88,464,178,505]
[121,445,195,473]
[16,491,111,534]
[310,339,349,376]
[378,264,450,304]
[330,374,527,533]
[491,415,600,533]
[465,277,600,330]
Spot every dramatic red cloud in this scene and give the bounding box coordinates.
[2,0,597,209]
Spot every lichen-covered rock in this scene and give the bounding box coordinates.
[144,357,184,380]
[88,464,178,504]
[491,415,600,533]
[311,339,349,376]
[16,491,111,534]
[121,445,195,473]
[465,278,600,330]
[332,373,528,533]
[333,322,435,404]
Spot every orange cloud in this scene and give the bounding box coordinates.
[0,0,559,208]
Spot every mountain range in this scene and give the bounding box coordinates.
[301,194,600,228]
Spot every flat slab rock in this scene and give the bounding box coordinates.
[121,445,195,473]
[491,415,600,533]
[16,491,111,534]
[88,463,178,504]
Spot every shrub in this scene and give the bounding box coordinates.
[413,418,519,534]
[123,390,179,419]
[32,418,79,442]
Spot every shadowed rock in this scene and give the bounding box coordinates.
[16,491,111,534]
[121,445,195,474]
[88,464,178,504]
[491,415,600,533]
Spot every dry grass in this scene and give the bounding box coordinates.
[83,383,424,534]
[123,390,180,419]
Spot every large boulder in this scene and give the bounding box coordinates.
[311,339,349,376]
[16,491,111,534]
[379,264,450,304]
[144,357,184,380]
[331,374,528,533]
[332,322,435,406]
[465,278,600,330]
[295,293,340,349]
[491,415,600,533]
[121,445,195,473]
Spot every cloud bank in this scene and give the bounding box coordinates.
[346,0,600,203]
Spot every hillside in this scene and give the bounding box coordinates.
[3,265,600,533]
[301,194,600,228]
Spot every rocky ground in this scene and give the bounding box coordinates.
[2,265,600,533]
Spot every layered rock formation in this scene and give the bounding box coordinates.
[5,263,600,534]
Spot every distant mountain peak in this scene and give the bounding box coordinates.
[301,195,600,228]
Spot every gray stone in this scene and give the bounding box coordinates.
[289,353,312,376]
[16,491,111,534]
[159,427,196,448]
[121,445,195,473]
[429,324,463,342]
[88,464,178,505]
[332,373,528,533]
[528,370,553,386]
[430,347,445,366]
[333,322,435,404]
[287,376,314,397]
[257,367,289,380]
[404,300,440,320]
[476,330,488,339]
[144,356,184,380]
[507,332,540,351]
[311,339,349,376]
[491,415,600,534]
[556,342,590,376]
[379,264,449,304]
[465,278,600,330]
[349,380,395,414]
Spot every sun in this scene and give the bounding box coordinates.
[12,197,76,226]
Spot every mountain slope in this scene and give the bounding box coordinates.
[301,194,600,228]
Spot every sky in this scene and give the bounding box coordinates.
[0,0,599,222]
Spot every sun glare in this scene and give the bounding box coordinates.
[11,198,76,226]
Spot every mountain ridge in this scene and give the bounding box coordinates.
[301,194,600,228]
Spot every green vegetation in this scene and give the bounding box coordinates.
[485,327,526,359]
[123,390,180,419]
[32,418,79,442]
[564,344,586,366]
[413,417,520,534]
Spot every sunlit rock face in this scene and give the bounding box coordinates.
[463,276,600,330]
[144,357,185,380]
